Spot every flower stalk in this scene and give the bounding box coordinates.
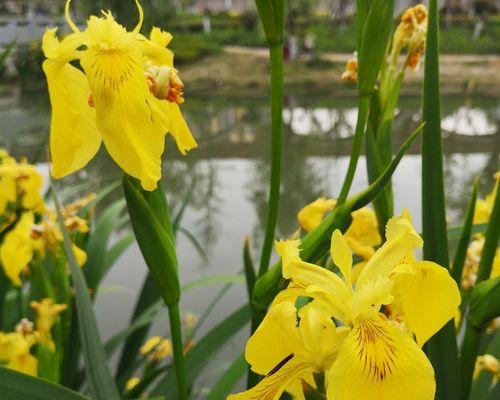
[421,1,461,398]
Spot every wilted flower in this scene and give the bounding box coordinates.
[43,0,197,191]
[391,4,428,71]
[341,57,358,83]
[474,354,499,383]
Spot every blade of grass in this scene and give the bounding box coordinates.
[451,178,479,285]
[52,183,120,400]
[151,304,251,397]
[206,354,247,400]
[460,187,500,399]
[0,367,90,400]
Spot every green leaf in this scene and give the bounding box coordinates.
[451,178,479,284]
[243,236,256,298]
[53,184,120,400]
[254,0,285,45]
[178,226,209,262]
[206,354,247,400]
[83,199,126,294]
[421,2,460,398]
[0,367,89,400]
[252,124,423,310]
[476,187,500,283]
[151,305,251,397]
[77,181,120,218]
[468,277,500,330]
[123,176,179,305]
[103,232,135,272]
[358,0,395,94]
[115,273,160,387]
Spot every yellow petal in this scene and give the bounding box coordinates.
[228,356,312,400]
[392,261,461,347]
[297,198,336,232]
[246,302,299,375]
[0,169,17,214]
[298,304,349,371]
[72,244,87,267]
[80,19,169,191]
[327,313,435,400]
[17,164,44,210]
[275,239,301,278]
[139,27,174,66]
[344,207,381,260]
[167,103,198,155]
[357,210,423,288]
[42,30,101,179]
[0,212,35,286]
[330,229,353,286]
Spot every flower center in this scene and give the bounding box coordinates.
[145,65,185,104]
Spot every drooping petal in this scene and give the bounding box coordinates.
[228,356,312,400]
[356,210,423,288]
[297,197,336,232]
[391,261,460,347]
[331,229,353,287]
[0,212,35,286]
[327,313,435,400]
[245,302,299,375]
[167,103,198,155]
[42,29,101,179]
[80,16,169,191]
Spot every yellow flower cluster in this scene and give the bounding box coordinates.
[462,172,500,289]
[43,0,197,191]
[140,336,173,362]
[0,149,90,287]
[230,210,460,399]
[0,297,66,377]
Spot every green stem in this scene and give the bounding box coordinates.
[337,93,371,205]
[460,324,481,400]
[422,1,461,398]
[460,182,500,400]
[168,302,189,400]
[258,42,284,278]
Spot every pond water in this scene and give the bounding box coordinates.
[0,86,499,396]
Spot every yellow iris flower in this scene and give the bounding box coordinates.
[0,212,38,286]
[228,301,348,400]
[474,171,499,225]
[0,332,38,376]
[30,298,67,349]
[43,0,197,191]
[0,155,44,215]
[297,197,382,260]
[231,210,460,399]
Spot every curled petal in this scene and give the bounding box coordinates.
[392,261,460,346]
[357,210,423,287]
[228,356,312,400]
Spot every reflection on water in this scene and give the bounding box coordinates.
[0,87,498,395]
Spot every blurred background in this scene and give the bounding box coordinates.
[0,1,498,396]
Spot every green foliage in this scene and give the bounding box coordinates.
[0,367,89,400]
